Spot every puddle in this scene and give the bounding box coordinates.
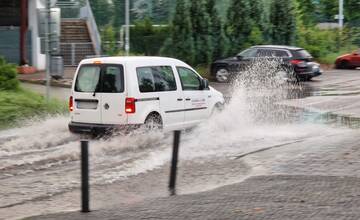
[299,110,360,129]
[310,90,360,97]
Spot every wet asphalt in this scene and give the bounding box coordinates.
[2,69,360,220]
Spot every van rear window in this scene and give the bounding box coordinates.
[75,64,124,93]
[75,66,100,92]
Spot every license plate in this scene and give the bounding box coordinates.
[76,100,98,109]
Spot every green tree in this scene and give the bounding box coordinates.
[296,0,316,27]
[206,0,228,60]
[132,0,153,20]
[152,0,171,24]
[225,0,253,54]
[101,25,118,55]
[344,0,360,25]
[318,0,337,22]
[113,0,125,29]
[160,0,195,64]
[246,26,264,47]
[89,0,113,27]
[270,0,297,45]
[249,0,268,43]
[131,18,169,55]
[190,0,213,64]
[249,0,266,28]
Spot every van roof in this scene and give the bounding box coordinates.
[79,56,188,66]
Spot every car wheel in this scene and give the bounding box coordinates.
[144,113,163,130]
[215,68,230,83]
[211,102,224,117]
[338,60,351,69]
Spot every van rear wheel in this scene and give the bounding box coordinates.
[144,113,163,130]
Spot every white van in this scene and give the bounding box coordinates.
[68,56,224,134]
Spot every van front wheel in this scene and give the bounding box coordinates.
[144,113,163,130]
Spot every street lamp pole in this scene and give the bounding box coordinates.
[125,0,130,56]
[45,0,51,101]
[339,0,344,29]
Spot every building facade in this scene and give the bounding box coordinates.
[0,0,100,70]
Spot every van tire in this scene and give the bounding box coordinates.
[144,113,163,130]
[211,102,224,116]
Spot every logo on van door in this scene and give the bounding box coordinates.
[191,98,206,107]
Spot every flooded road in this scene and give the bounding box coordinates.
[2,69,360,220]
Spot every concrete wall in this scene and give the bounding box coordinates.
[0,28,32,65]
[28,0,46,70]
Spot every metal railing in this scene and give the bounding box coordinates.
[80,0,101,55]
[60,42,94,66]
[57,0,101,55]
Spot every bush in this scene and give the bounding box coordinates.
[0,57,19,91]
[0,88,67,129]
[297,26,358,63]
[130,18,169,56]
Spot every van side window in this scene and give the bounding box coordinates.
[102,66,124,93]
[75,66,101,92]
[137,66,176,93]
[176,67,201,91]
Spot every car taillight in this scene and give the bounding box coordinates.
[291,59,307,67]
[69,96,74,112]
[125,97,136,114]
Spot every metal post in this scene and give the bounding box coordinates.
[125,0,130,56]
[71,43,76,66]
[45,0,51,101]
[339,0,344,29]
[81,141,90,213]
[169,130,181,195]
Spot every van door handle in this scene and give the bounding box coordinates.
[177,98,183,101]
[185,98,191,101]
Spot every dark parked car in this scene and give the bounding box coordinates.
[211,45,322,83]
[335,49,360,69]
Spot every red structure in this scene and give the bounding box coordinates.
[20,0,28,65]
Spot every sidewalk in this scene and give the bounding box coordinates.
[26,175,360,220]
[17,67,76,88]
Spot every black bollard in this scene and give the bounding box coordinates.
[169,130,181,195]
[81,140,90,212]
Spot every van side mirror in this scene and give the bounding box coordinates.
[236,55,243,60]
[353,50,359,55]
[201,78,209,90]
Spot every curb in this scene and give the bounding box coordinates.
[19,78,72,88]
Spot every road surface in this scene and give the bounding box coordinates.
[1,69,360,220]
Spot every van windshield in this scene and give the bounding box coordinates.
[75,66,101,92]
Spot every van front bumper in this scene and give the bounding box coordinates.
[68,122,141,134]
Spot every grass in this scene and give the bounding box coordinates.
[0,87,67,129]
